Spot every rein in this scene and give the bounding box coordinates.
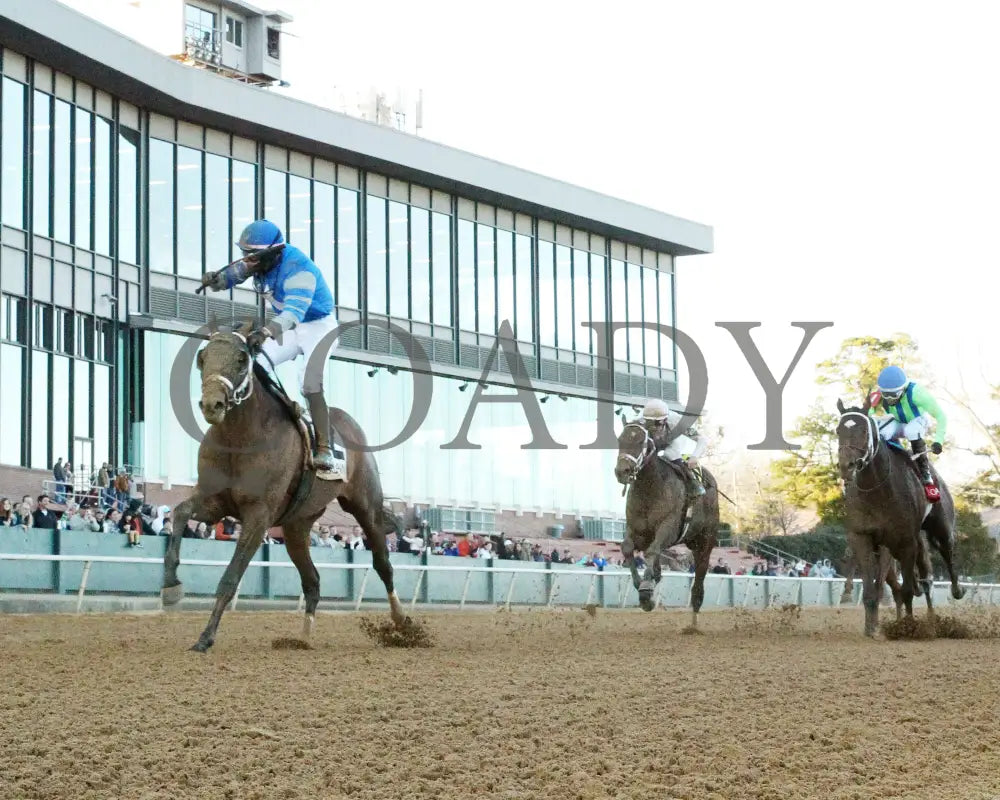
[203,332,254,411]
[839,410,892,493]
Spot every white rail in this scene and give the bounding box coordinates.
[0,552,990,614]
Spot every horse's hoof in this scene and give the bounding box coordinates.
[190,640,211,653]
[161,583,185,606]
[953,586,966,600]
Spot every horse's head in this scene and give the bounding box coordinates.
[197,323,254,425]
[835,395,878,482]
[614,419,655,485]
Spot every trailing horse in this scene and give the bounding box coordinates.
[614,417,719,628]
[836,396,964,636]
[161,325,406,652]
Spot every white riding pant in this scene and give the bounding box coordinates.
[660,434,707,462]
[256,315,339,395]
[876,414,931,443]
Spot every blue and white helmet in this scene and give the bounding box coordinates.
[877,365,908,400]
[237,219,284,253]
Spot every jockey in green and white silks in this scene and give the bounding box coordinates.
[867,365,946,502]
[640,398,707,500]
[201,219,345,480]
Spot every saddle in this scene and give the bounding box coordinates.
[250,363,346,525]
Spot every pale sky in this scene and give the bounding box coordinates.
[63,0,1000,480]
[274,0,1000,479]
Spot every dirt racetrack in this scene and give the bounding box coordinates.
[3,605,1000,800]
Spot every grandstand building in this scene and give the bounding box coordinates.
[0,0,713,538]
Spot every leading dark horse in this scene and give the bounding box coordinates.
[161,326,405,651]
[836,396,965,636]
[614,417,719,628]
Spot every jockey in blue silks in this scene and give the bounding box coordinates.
[201,219,345,480]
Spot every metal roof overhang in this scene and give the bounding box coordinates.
[0,0,713,257]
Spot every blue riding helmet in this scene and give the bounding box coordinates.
[877,365,908,401]
[236,220,284,253]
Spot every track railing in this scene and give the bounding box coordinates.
[0,552,992,614]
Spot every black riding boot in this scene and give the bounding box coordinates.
[305,392,345,478]
[910,437,934,485]
[676,460,706,499]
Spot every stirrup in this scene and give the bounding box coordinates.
[313,449,345,481]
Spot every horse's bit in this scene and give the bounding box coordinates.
[839,410,891,492]
[618,421,656,487]
[203,332,254,411]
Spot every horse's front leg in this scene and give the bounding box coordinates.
[895,534,920,620]
[191,502,269,653]
[621,530,642,592]
[638,523,674,613]
[849,533,880,637]
[162,492,225,606]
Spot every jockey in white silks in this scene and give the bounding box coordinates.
[640,398,707,500]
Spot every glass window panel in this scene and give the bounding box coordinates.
[626,262,643,364]
[93,117,111,256]
[476,223,495,335]
[204,153,229,271]
[410,206,430,323]
[388,200,408,318]
[230,159,255,260]
[336,188,359,309]
[610,259,627,363]
[74,108,92,249]
[537,240,555,347]
[287,174,310,252]
[93,363,110,466]
[52,355,70,466]
[555,245,573,350]
[659,270,674,370]
[30,350,49,469]
[118,127,139,264]
[431,211,451,327]
[32,91,50,236]
[0,344,22,465]
[312,181,335,293]
[74,359,90,438]
[365,194,386,315]
[644,268,660,366]
[148,138,174,272]
[457,219,475,331]
[53,99,71,243]
[496,229,514,335]
[263,168,286,234]
[176,145,203,278]
[514,233,532,341]
[81,315,95,360]
[573,250,590,353]
[1,78,25,229]
[589,255,606,354]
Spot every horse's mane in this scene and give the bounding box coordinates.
[250,359,301,426]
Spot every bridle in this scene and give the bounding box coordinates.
[838,410,891,492]
[617,420,657,485]
[202,331,254,411]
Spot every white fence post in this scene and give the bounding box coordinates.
[547,574,560,608]
[584,574,596,607]
[76,560,92,613]
[410,570,425,612]
[459,569,473,610]
[354,567,370,612]
[505,572,518,610]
